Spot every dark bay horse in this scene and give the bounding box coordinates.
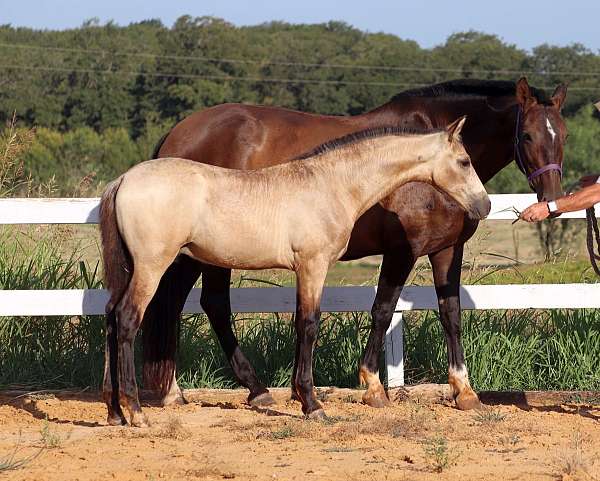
[100,122,489,425]
[142,77,567,410]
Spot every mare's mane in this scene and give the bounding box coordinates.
[390,79,552,105]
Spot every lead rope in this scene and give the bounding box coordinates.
[586,206,600,276]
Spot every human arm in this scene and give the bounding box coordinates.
[519,183,600,222]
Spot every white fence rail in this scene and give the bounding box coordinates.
[1,194,599,388]
[0,194,597,224]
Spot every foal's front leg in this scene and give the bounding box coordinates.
[294,258,329,418]
[429,244,481,410]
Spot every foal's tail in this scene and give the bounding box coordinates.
[99,177,132,401]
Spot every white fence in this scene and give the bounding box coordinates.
[2,194,600,387]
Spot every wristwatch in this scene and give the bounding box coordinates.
[547,201,559,213]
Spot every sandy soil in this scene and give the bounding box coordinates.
[1,388,599,481]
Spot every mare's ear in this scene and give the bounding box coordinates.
[594,100,600,112]
[551,83,568,111]
[516,77,537,112]
[446,115,467,143]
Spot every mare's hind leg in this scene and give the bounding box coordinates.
[201,264,273,406]
[430,245,481,410]
[359,251,415,408]
[142,255,203,406]
[117,260,176,427]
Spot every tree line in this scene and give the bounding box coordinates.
[1,16,599,194]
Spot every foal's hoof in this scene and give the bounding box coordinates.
[455,390,482,411]
[131,413,151,428]
[249,392,276,407]
[362,388,392,409]
[107,414,127,426]
[161,391,187,407]
[307,409,327,420]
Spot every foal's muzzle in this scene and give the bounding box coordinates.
[468,194,491,220]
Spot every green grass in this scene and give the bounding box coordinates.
[0,443,42,472]
[3,225,600,393]
[422,436,456,473]
[465,258,600,285]
[404,308,600,391]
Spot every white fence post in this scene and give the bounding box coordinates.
[385,312,404,387]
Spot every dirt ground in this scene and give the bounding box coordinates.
[1,388,599,481]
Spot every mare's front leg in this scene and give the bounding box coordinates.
[429,244,481,410]
[359,251,415,407]
[294,258,329,418]
[200,264,274,406]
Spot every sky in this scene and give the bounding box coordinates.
[3,0,600,52]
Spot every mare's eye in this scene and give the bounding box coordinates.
[459,158,471,168]
[522,132,532,142]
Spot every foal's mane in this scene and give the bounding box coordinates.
[294,125,443,161]
[390,79,552,105]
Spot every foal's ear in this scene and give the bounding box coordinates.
[516,77,537,112]
[551,83,568,111]
[595,101,600,112]
[446,115,467,143]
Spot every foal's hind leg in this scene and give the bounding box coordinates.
[430,245,481,410]
[103,308,127,426]
[201,264,274,406]
[117,261,176,427]
[359,251,415,408]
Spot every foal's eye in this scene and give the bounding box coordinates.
[459,158,471,168]
[522,132,532,142]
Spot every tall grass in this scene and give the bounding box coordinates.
[403,309,600,391]
[2,229,600,392]
[0,227,106,389]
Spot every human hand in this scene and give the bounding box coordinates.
[519,202,550,222]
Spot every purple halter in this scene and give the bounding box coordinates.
[514,106,562,183]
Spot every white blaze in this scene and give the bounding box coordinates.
[546,117,556,142]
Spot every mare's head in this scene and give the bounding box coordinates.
[515,77,568,201]
[430,116,491,220]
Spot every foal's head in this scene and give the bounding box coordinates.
[429,117,491,220]
[515,77,567,202]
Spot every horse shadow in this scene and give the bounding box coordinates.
[479,391,600,421]
[3,390,105,427]
[3,388,301,429]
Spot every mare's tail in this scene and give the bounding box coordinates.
[99,177,132,402]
